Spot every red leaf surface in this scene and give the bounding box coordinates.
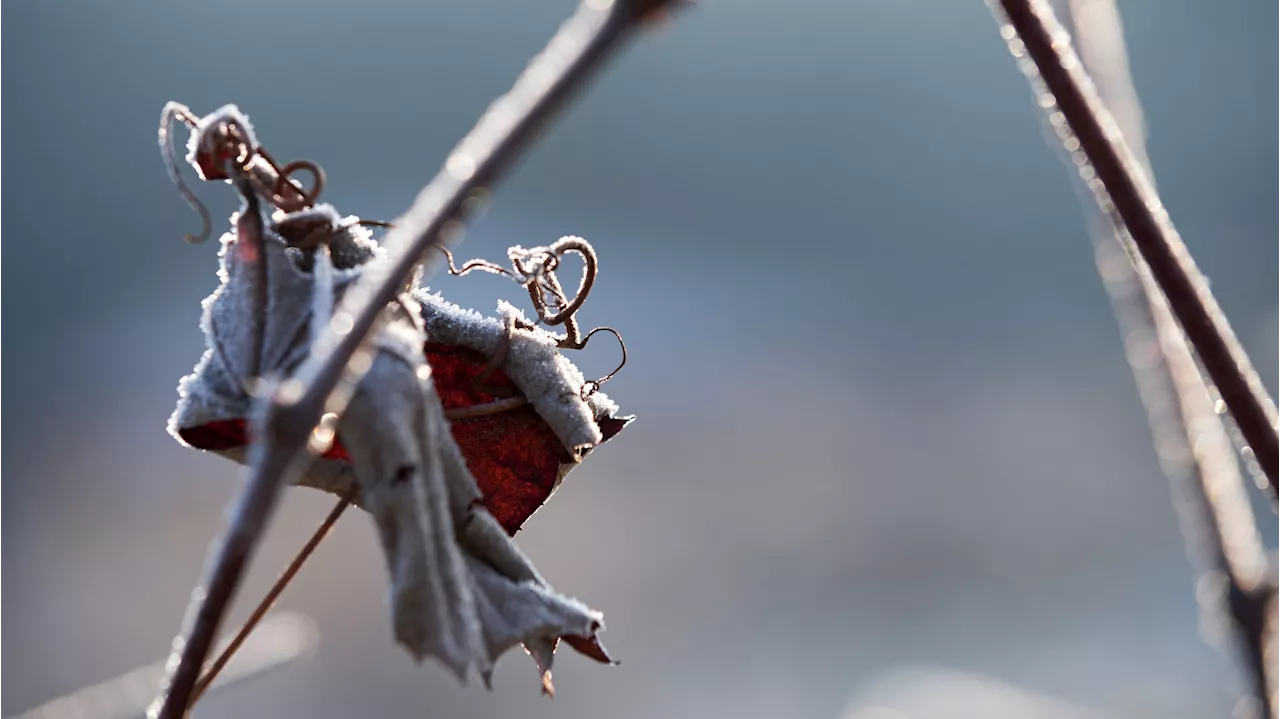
[178,342,627,535]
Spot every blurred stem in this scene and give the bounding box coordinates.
[1039,0,1276,716]
[992,0,1279,497]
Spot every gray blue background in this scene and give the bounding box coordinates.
[3,1,1276,717]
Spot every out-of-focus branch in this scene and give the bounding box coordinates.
[149,2,679,717]
[1038,1,1277,716]
[992,0,1279,497]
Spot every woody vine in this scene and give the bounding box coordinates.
[143,1,1277,718]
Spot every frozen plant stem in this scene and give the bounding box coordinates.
[150,2,677,717]
[189,493,353,706]
[1060,1,1276,715]
[992,0,1280,497]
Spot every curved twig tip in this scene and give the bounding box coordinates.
[159,102,212,244]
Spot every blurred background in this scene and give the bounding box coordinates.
[3,0,1276,717]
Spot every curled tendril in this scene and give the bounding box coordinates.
[159,102,211,244]
[430,244,515,279]
[576,326,627,399]
[160,103,329,242]
[509,237,596,341]
[255,147,326,213]
[427,235,627,395]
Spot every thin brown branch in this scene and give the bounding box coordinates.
[1060,0,1271,588]
[150,2,680,717]
[190,493,353,706]
[1026,1,1276,715]
[1064,2,1274,706]
[993,0,1280,497]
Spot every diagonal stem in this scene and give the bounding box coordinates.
[1065,4,1277,715]
[150,2,677,717]
[992,0,1279,498]
[190,493,353,707]
[1010,1,1276,714]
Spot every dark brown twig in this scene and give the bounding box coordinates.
[150,3,677,717]
[993,0,1279,497]
[1012,1,1277,715]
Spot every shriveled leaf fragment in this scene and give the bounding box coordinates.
[339,349,607,678]
[167,194,627,688]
